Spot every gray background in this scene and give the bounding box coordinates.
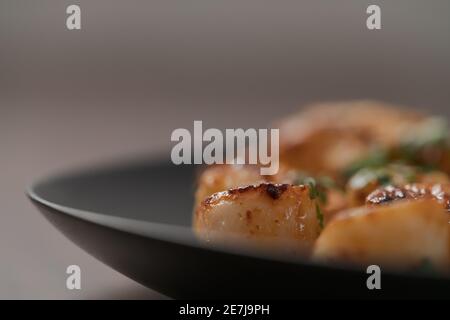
[1,1,449,299]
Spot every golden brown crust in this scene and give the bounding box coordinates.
[194,183,320,254]
[346,166,450,207]
[202,183,293,206]
[194,164,266,207]
[366,183,450,213]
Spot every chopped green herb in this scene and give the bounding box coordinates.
[402,117,449,150]
[343,148,389,178]
[318,189,327,204]
[405,173,417,183]
[315,203,324,230]
[348,163,431,190]
[403,170,417,183]
[396,117,449,168]
[376,173,392,186]
[294,173,331,205]
[317,176,340,190]
[349,167,392,189]
[305,178,327,205]
[306,179,317,199]
[342,117,450,180]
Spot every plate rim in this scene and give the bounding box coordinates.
[26,158,450,283]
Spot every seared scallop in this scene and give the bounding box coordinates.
[273,169,348,224]
[366,183,450,216]
[347,165,450,207]
[276,100,425,176]
[194,183,322,254]
[313,199,449,271]
[277,100,424,150]
[194,164,266,208]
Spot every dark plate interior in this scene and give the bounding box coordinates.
[28,158,450,299]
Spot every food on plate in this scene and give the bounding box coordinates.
[194,164,265,208]
[194,184,322,254]
[366,183,450,215]
[313,199,449,271]
[192,100,450,273]
[275,100,426,177]
[346,164,449,207]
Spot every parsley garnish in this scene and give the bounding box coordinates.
[304,178,327,204]
[293,173,331,230]
[295,175,329,204]
[376,173,392,186]
[315,203,324,230]
[303,178,326,230]
[343,117,450,179]
[343,148,389,178]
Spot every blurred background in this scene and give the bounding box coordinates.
[1,0,449,299]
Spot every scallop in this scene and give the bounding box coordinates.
[194,183,322,254]
[313,199,449,271]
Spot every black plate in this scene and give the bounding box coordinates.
[27,158,450,299]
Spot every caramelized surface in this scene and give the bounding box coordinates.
[194,184,321,254]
